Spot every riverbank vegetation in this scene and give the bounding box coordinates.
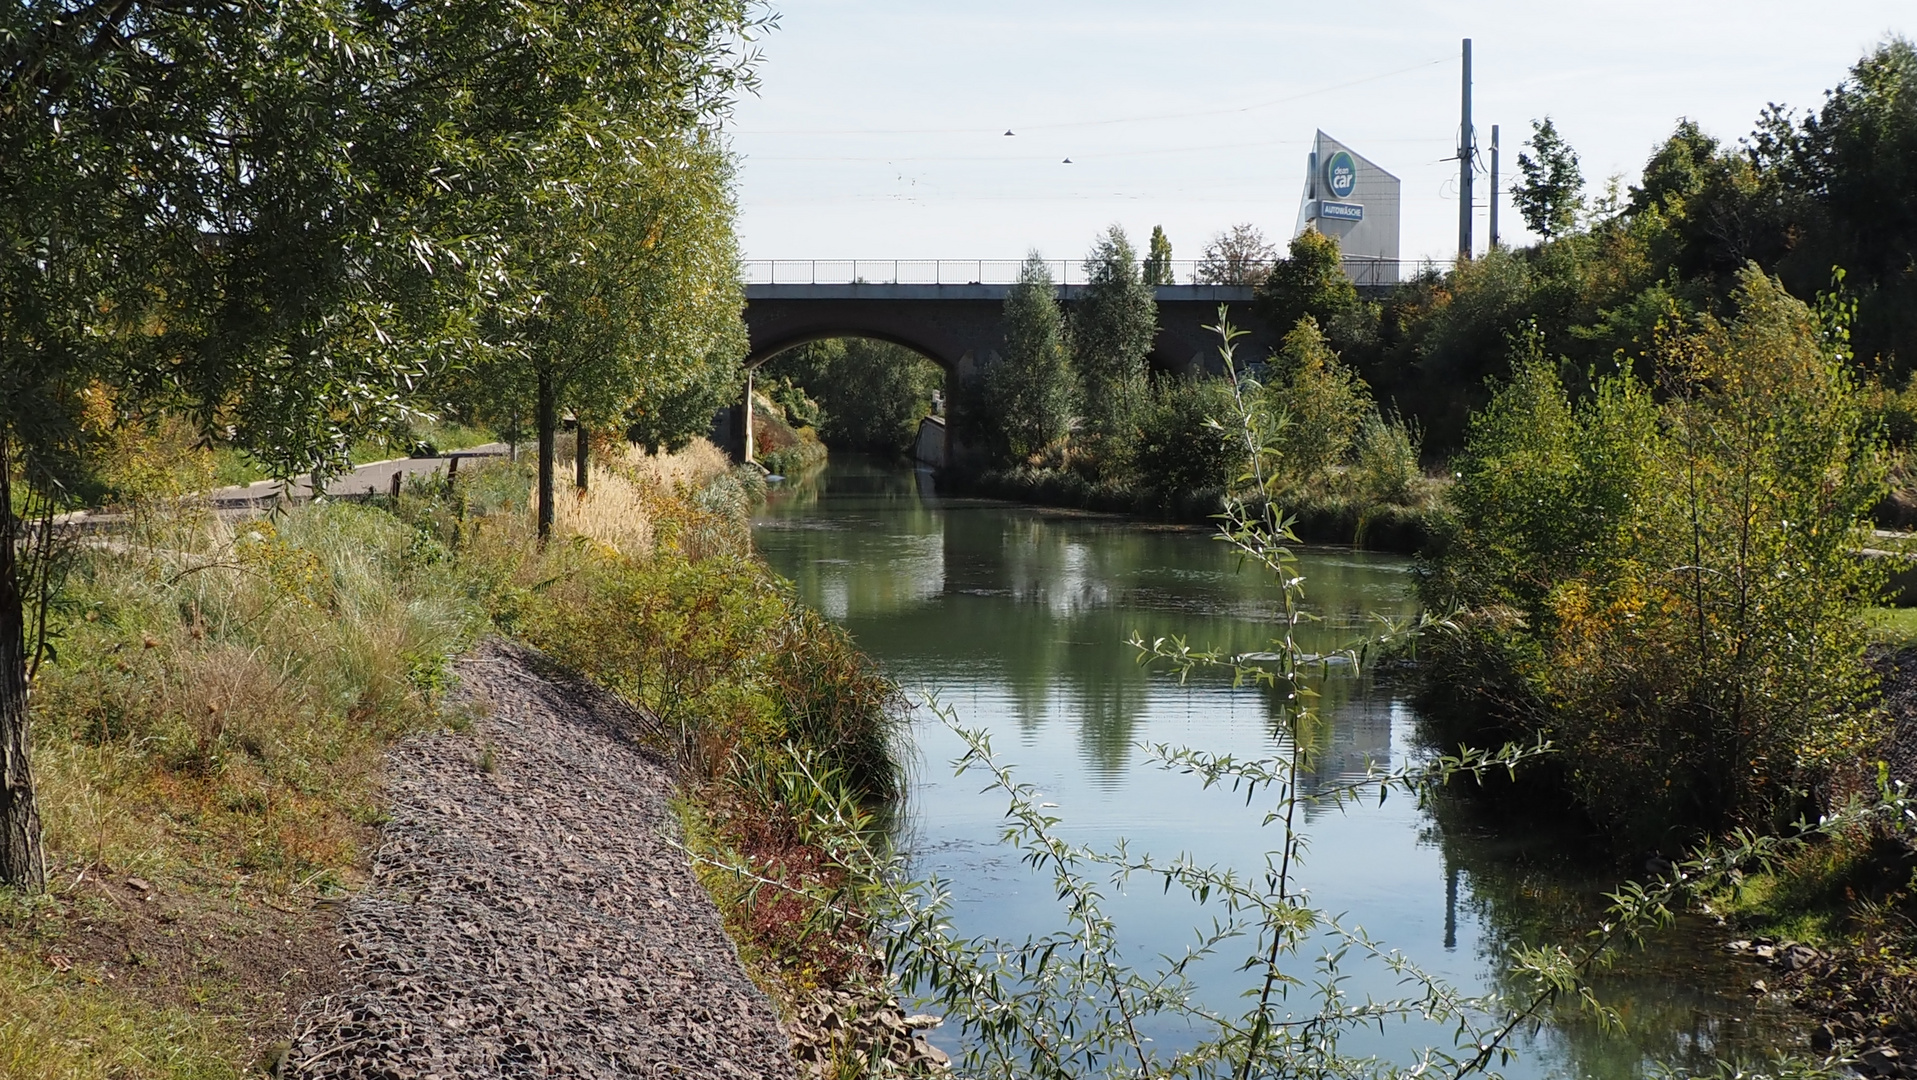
[933,231,1441,548]
[1418,267,1887,850]
[0,432,915,1075]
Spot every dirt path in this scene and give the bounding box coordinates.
[286,639,792,1079]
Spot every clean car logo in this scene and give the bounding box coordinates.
[1324,150,1357,200]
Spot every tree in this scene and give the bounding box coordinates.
[1256,228,1361,345]
[764,338,943,455]
[1262,318,1371,489]
[460,128,747,537]
[1628,119,1720,216]
[1769,38,1917,372]
[975,254,1073,464]
[1423,269,1886,846]
[1196,224,1277,284]
[1071,226,1157,462]
[1143,225,1175,285]
[1514,117,1585,238]
[0,0,763,888]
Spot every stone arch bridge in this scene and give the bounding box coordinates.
[741,281,1272,381]
[724,282,1280,465]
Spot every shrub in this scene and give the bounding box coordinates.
[1422,267,1889,848]
[1133,375,1241,505]
[1261,317,1370,491]
[1352,411,1424,506]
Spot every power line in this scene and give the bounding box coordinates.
[737,55,1451,137]
[746,136,1452,164]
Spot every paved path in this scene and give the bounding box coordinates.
[287,639,793,1078]
[209,443,514,506]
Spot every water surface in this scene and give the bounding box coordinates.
[754,459,1806,1078]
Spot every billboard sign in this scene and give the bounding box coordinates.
[1323,150,1358,200]
[1296,132,1400,284]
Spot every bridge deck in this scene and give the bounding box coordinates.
[744,283,1257,302]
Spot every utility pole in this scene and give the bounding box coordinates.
[1489,124,1501,250]
[1458,37,1474,261]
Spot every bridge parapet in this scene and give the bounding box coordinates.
[745,283,1255,303]
[743,257,1437,289]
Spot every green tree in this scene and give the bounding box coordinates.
[1628,119,1720,216]
[0,0,763,888]
[1143,225,1175,285]
[1071,226,1157,465]
[1514,117,1585,238]
[975,254,1073,464]
[461,128,746,535]
[1760,38,1917,374]
[1262,318,1370,489]
[1424,269,1886,847]
[1255,228,1362,345]
[765,338,943,455]
[1134,376,1241,503]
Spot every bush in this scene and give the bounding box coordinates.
[1261,317,1370,492]
[497,443,908,800]
[1134,375,1240,505]
[1352,411,1424,506]
[1422,267,1889,848]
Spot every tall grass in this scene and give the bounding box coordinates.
[5,433,905,1075]
[34,501,483,885]
[1,492,487,1078]
[492,439,907,800]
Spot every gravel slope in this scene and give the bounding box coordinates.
[287,639,792,1079]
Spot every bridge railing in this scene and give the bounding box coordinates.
[740,258,1453,288]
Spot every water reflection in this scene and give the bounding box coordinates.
[753,458,1804,1078]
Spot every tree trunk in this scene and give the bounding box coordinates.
[574,422,589,492]
[537,368,556,542]
[0,441,47,891]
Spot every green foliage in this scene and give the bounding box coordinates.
[1352,410,1425,506]
[1261,318,1371,491]
[1133,375,1241,504]
[1515,117,1586,238]
[968,254,1074,465]
[529,550,788,775]
[1629,119,1721,216]
[455,127,749,513]
[1070,226,1156,463]
[1142,225,1175,285]
[1762,38,1917,378]
[763,338,943,456]
[1423,268,1890,848]
[1255,227,1366,347]
[521,498,906,800]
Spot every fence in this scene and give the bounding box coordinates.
[740,258,1452,288]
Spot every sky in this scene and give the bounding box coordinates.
[727,1,1914,269]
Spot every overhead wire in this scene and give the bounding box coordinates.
[737,54,1451,138]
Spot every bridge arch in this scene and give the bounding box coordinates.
[726,282,1278,464]
[741,283,1274,387]
[746,328,957,371]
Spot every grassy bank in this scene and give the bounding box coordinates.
[943,464,1444,554]
[1,436,907,1077]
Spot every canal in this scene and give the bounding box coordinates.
[753,458,1806,1079]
